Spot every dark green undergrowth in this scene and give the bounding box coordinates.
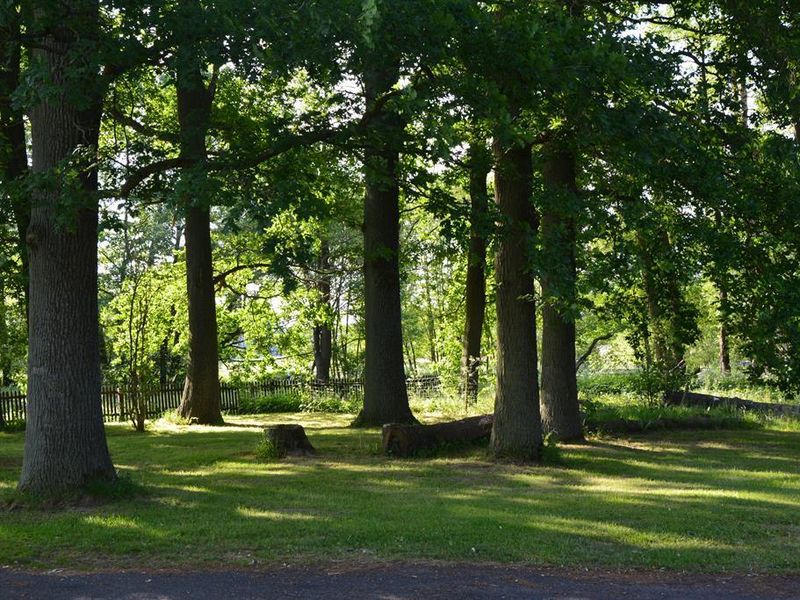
[0,419,26,433]
[2,409,800,573]
[236,391,361,415]
[581,395,760,432]
[578,369,795,405]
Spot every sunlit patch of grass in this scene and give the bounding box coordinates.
[2,410,800,572]
[235,506,327,522]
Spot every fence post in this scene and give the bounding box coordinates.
[117,387,126,422]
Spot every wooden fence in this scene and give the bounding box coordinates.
[0,376,441,425]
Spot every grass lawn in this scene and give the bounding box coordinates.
[1,411,800,573]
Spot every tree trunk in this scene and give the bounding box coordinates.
[175,29,223,425]
[0,5,29,319]
[715,75,747,376]
[0,279,11,386]
[423,270,439,364]
[158,222,184,386]
[313,239,332,383]
[179,206,222,424]
[462,142,490,404]
[354,58,415,426]
[19,0,116,494]
[491,138,542,460]
[636,227,686,374]
[718,287,731,374]
[313,325,333,383]
[539,149,583,442]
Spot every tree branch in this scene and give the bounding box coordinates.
[107,104,178,143]
[575,333,614,372]
[214,262,273,286]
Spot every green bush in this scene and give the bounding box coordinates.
[300,393,361,414]
[0,419,26,433]
[235,389,362,415]
[578,371,640,395]
[238,391,305,414]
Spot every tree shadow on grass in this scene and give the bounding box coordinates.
[2,422,800,571]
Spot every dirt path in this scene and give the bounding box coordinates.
[2,563,798,599]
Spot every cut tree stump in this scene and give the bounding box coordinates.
[263,425,316,458]
[382,415,494,457]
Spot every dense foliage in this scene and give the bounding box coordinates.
[1,0,799,487]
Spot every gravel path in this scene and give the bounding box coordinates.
[2,563,798,599]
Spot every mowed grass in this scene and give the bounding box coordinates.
[1,412,800,573]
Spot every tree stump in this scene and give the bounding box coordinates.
[382,415,494,457]
[263,425,316,458]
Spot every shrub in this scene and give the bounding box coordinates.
[159,410,191,426]
[238,391,305,414]
[0,418,26,433]
[578,371,640,395]
[300,392,361,414]
[236,389,362,415]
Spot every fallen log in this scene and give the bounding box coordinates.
[585,414,733,435]
[263,424,317,458]
[382,414,494,457]
[665,390,800,417]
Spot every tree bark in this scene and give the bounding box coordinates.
[354,56,415,426]
[491,138,541,460]
[462,142,491,404]
[19,0,116,494]
[539,149,583,442]
[313,238,332,383]
[179,206,222,424]
[175,25,223,425]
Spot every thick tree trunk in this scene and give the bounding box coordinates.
[539,150,582,442]
[19,1,116,494]
[313,239,332,383]
[354,59,415,426]
[491,138,541,460]
[462,142,491,404]
[179,205,222,424]
[175,33,222,425]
